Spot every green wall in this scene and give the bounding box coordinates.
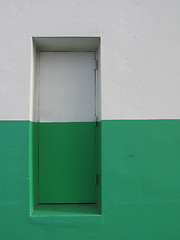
[1,120,180,240]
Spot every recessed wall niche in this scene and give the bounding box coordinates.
[29,37,101,216]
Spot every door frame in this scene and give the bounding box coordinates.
[29,37,101,216]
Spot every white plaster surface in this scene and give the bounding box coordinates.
[0,0,180,120]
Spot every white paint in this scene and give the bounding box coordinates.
[34,37,100,52]
[30,40,39,122]
[95,47,101,122]
[0,0,180,120]
[30,37,100,122]
[39,52,96,122]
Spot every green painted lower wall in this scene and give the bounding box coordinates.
[1,120,180,239]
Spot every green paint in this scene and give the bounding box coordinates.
[29,121,101,215]
[95,121,102,210]
[1,120,180,240]
[29,121,38,212]
[39,122,96,203]
[32,204,100,216]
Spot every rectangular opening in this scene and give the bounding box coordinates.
[29,37,101,216]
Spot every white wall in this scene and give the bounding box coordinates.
[0,0,180,120]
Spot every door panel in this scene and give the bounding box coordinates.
[38,52,96,203]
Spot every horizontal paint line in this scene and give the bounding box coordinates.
[101,118,180,121]
[2,118,180,122]
[0,120,29,122]
[38,120,96,123]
